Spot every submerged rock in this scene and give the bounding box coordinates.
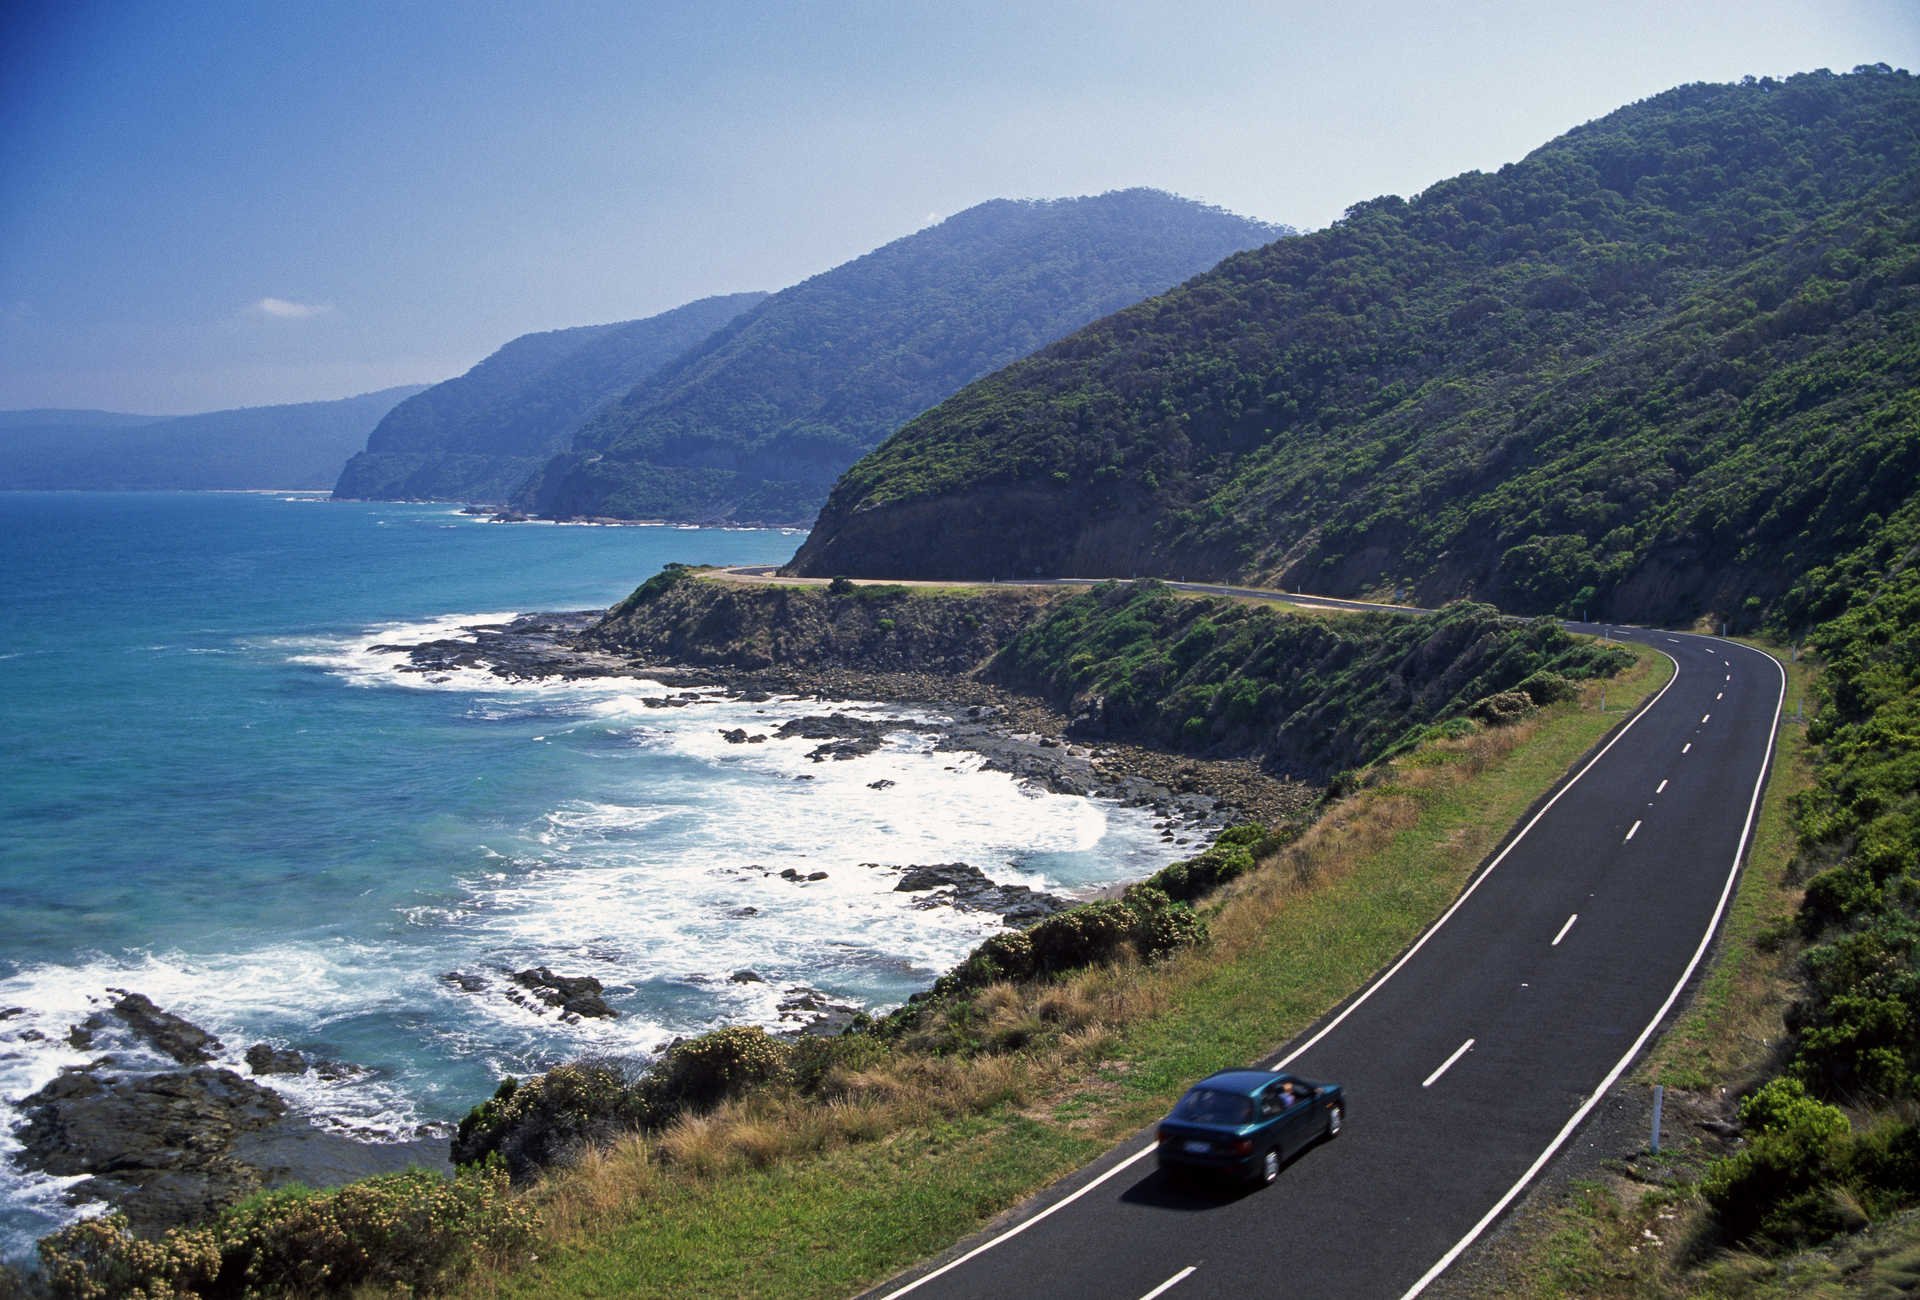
[776,987,864,1037]
[774,713,896,762]
[244,1044,309,1076]
[98,990,221,1065]
[509,966,618,1020]
[890,862,1068,924]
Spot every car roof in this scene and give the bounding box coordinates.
[1191,1069,1283,1096]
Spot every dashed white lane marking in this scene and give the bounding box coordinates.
[1423,1038,1475,1088]
[1702,713,1712,724]
[878,632,1698,1300]
[1683,743,1692,754]
[1625,820,1642,842]
[1667,637,1681,643]
[1716,692,1723,700]
[1405,639,1788,1300]
[1552,914,1578,946]
[1139,1266,1198,1299]
[1656,779,1668,794]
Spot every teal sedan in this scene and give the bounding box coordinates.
[1154,1069,1345,1186]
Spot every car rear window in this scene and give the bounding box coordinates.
[1172,1087,1254,1125]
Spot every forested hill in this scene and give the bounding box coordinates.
[332,292,766,503]
[511,190,1288,525]
[0,387,426,491]
[793,68,1920,631]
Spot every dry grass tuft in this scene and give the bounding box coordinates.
[657,1113,730,1177]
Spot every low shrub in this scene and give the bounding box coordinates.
[39,1164,531,1299]
[1515,669,1578,705]
[1469,690,1536,726]
[1701,1078,1854,1250]
[455,1031,795,1181]
[1147,843,1256,903]
[454,1059,649,1180]
[647,1026,790,1113]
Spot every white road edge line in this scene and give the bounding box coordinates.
[1138,1265,1198,1299]
[1402,638,1787,1299]
[1656,779,1668,794]
[1625,819,1642,842]
[1264,647,1680,1074]
[874,636,1687,1300]
[1424,1039,1475,1088]
[1552,914,1577,946]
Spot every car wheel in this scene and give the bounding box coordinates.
[1260,1148,1280,1185]
[1327,1104,1344,1138]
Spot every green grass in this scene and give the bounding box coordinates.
[466,644,1671,1299]
[497,1117,1100,1300]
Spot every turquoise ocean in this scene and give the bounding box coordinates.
[0,491,1179,1254]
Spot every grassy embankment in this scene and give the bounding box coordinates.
[457,644,1673,1299]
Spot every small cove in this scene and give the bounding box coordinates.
[0,492,1189,1255]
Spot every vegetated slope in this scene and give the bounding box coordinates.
[514,189,1288,525]
[332,292,767,503]
[985,580,1626,782]
[1694,488,1920,1252]
[0,387,426,490]
[586,570,1625,783]
[794,68,1920,631]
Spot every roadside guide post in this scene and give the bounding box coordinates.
[1651,1084,1664,1154]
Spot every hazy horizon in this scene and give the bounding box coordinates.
[4,0,1915,414]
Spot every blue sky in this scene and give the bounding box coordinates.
[2,0,1915,413]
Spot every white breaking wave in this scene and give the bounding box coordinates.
[1,608,1196,1253]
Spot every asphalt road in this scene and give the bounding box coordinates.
[853,612,1786,1299]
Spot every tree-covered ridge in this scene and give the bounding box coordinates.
[0,386,425,491]
[514,189,1288,524]
[795,68,1920,630]
[332,292,766,503]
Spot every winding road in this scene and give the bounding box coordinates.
[722,568,1787,1296]
[739,572,1784,1300]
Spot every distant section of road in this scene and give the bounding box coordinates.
[714,567,1421,615]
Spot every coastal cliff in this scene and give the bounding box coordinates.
[584,571,1629,784]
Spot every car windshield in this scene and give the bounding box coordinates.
[1172,1087,1254,1125]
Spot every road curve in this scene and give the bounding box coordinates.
[840,602,1785,1299]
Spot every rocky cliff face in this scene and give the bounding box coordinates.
[584,573,1054,674]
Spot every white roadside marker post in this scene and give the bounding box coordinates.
[1651,1084,1664,1154]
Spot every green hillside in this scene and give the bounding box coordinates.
[332,293,765,503]
[513,190,1287,525]
[793,68,1920,632]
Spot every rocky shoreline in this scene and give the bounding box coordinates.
[387,610,1317,830]
[8,605,1313,1249]
[9,993,446,1237]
